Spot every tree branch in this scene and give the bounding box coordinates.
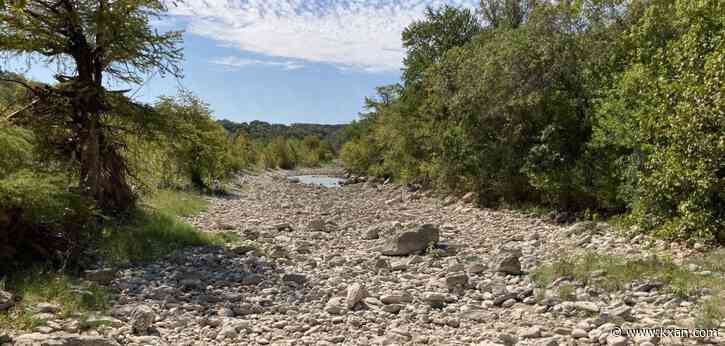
[0,77,37,91]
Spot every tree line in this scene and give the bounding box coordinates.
[340,0,725,242]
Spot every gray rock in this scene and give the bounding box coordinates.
[461,192,476,203]
[606,335,628,346]
[572,329,588,338]
[609,305,633,321]
[219,325,238,339]
[374,258,391,270]
[282,273,307,285]
[554,327,571,335]
[0,289,14,311]
[492,248,523,275]
[35,303,60,314]
[380,292,412,305]
[445,272,469,290]
[325,297,345,315]
[241,273,264,285]
[13,333,119,346]
[501,298,517,308]
[83,268,117,285]
[467,263,487,274]
[379,224,440,256]
[574,301,600,313]
[564,221,597,237]
[461,309,496,322]
[130,305,155,335]
[307,218,336,232]
[381,304,403,314]
[0,333,11,343]
[362,226,380,240]
[274,223,293,232]
[422,292,446,308]
[345,283,368,309]
[520,326,542,338]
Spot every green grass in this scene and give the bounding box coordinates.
[1,189,234,332]
[691,248,725,273]
[0,268,111,331]
[97,209,230,265]
[558,283,576,301]
[532,251,725,328]
[98,189,235,265]
[142,189,209,217]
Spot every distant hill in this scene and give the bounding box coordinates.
[218,119,348,146]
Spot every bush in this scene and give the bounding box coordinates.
[260,137,296,170]
[0,121,97,274]
[340,137,379,175]
[594,0,725,241]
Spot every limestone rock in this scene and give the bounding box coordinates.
[0,289,15,311]
[492,248,523,275]
[379,224,440,256]
[325,297,345,315]
[362,226,380,240]
[130,305,155,335]
[83,268,117,285]
[345,283,368,309]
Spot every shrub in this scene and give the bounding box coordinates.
[594,0,725,241]
[260,137,296,170]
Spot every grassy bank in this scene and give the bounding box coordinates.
[532,251,725,328]
[1,189,234,332]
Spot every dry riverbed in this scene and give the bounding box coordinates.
[4,170,724,345]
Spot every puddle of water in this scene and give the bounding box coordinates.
[289,175,345,188]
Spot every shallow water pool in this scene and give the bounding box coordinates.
[289,175,346,188]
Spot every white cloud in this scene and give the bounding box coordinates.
[169,0,477,72]
[210,56,304,70]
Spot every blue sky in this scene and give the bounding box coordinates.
[4,0,476,124]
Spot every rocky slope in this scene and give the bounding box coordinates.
[5,171,723,345]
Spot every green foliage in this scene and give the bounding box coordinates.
[340,137,380,176]
[153,91,232,190]
[260,137,296,170]
[402,5,481,85]
[594,0,725,240]
[532,252,719,297]
[219,119,346,149]
[143,189,209,217]
[340,0,725,241]
[533,250,725,327]
[1,0,183,212]
[0,268,111,331]
[227,132,259,171]
[0,120,33,177]
[98,190,223,265]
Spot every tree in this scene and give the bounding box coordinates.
[479,0,537,29]
[154,91,230,190]
[401,5,481,86]
[594,0,725,240]
[0,0,182,211]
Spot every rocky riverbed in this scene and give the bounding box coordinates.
[4,170,724,345]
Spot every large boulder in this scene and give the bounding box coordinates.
[0,289,14,311]
[492,248,523,275]
[13,333,119,346]
[378,224,440,256]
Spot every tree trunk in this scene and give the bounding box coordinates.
[78,115,135,212]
